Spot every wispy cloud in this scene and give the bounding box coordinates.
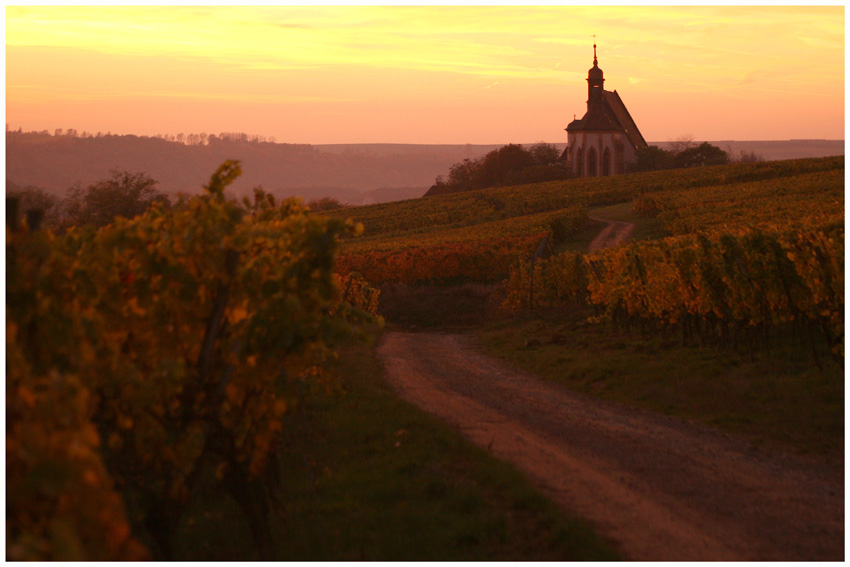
[737,71,761,86]
[5,5,844,142]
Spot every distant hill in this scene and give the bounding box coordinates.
[5,132,509,205]
[653,139,844,161]
[5,131,843,205]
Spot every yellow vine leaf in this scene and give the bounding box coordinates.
[229,305,250,324]
[128,297,147,317]
[17,386,36,408]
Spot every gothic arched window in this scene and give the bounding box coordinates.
[576,148,584,176]
[602,148,611,176]
[588,147,597,176]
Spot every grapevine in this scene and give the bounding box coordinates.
[6,161,378,560]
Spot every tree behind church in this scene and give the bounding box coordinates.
[675,142,730,168]
[426,143,570,196]
[630,141,729,173]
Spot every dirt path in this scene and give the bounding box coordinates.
[587,215,634,252]
[377,332,843,560]
[375,211,842,559]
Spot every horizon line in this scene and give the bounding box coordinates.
[6,129,844,146]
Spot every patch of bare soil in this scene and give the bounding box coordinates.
[587,216,634,252]
[377,332,844,561]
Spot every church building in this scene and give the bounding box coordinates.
[564,44,647,176]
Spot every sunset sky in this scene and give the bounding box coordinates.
[5,5,845,144]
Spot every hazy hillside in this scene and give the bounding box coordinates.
[6,131,843,205]
[5,131,511,205]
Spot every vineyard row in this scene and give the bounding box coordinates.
[338,207,588,284]
[504,222,843,358]
[332,156,843,239]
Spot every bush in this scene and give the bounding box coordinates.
[426,143,571,196]
[65,170,170,228]
[307,197,346,212]
[6,183,64,230]
[630,142,729,172]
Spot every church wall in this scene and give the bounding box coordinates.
[622,139,638,169]
[567,130,631,177]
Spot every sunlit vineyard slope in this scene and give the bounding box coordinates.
[500,157,843,357]
[331,156,843,286]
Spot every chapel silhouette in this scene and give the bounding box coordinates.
[564,44,647,176]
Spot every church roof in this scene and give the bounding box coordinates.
[602,90,647,149]
[570,102,621,131]
[566,89,647,150]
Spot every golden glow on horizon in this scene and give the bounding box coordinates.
[6,6,845,143]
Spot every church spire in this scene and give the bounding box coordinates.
[587,42,604,103]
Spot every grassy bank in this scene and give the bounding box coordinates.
[173,334,620,561]
[479,308,843,463]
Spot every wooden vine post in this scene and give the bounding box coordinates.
[529,233,550,311]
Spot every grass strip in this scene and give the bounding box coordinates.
[479,309,843,463]
[269,337,621,561]
[173,334,621,561]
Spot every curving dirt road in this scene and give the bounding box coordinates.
[377,332,844,561]
[376,212,842,559]
[587,215,635,252]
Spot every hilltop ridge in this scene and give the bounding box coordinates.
[5,130,843,205]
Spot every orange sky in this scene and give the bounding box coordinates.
[5,5,845,144]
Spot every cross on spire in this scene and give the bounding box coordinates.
[593,35,598,66]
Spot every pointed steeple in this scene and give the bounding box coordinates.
[587,43,604,103]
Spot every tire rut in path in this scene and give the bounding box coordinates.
[587,215,634,252]
[377,331,844,561]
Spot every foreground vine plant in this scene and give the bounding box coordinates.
[7,161,378,560]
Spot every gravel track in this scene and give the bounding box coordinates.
[377,332,843,561]
[376,211,842,560]
[587,215,635,252]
